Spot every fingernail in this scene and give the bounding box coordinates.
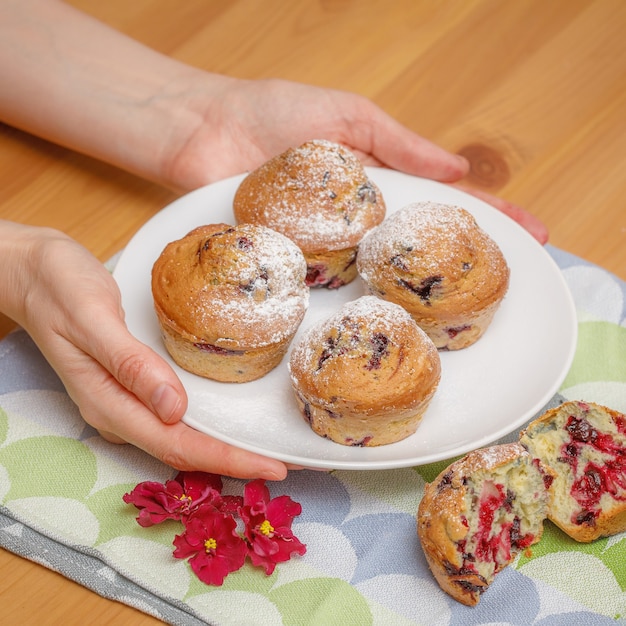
[151,383,181,423]
[456,154,470,170]
[262,465,289,481]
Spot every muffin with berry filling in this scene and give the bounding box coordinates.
[417,443,555,606]
[151,223,309,383]
[288,295,440,446]
[233,139,385,289]
[357,201,509,350]
[519,400,626,542]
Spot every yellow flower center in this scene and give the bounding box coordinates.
[204,537,217,552]
[177,493,192,502]
[259,520,274,536]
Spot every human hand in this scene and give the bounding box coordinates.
[163,77,468,188]
[0,222,289,480]
[160,76,548,243]
[0,1,546,243]
[454,185,549,244]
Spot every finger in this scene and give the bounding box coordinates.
[372,122,470,183]
[100,423,307,473]
[454,184,549,244]
[107,338,187,425]
[73,369,288,480]
[74,313,189,425]
[340,94,470,183]
[98,429,126,444]
[146,420,289,480]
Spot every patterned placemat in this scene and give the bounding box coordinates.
[1,244,624,625]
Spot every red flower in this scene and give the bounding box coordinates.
[123,471,242,527]
[124,473,306,585]
[173,507,247,586]
[239,479,306,575]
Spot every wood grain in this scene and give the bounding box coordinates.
[1,1,624,623]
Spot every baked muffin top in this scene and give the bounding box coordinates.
[151,223,309,349]
[357,201,510,322]
[233,140,386,253]
[289,295,440,413]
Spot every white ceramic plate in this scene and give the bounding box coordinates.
[114,168,577,470]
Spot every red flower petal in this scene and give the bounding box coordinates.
[266,495,302,529]
[243,479,271,516]
[239,479,306,575]
[173,509,247,586]
[125,474,305,584]
[123,481,183,526]
[123,472,227,526]
[247,531,307,575]
[177,471,223,500]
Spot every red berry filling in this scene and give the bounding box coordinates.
[457,481,535,577]
[344,435,373,447]
[197,227,235,258]
[316,319,390,372]
[365,333,390,371]
[305,264,347,289]
[306,264,328,287]
[446,325,472,339]
[326,276,346,289]
[236,236,254,250]
[558,413,626,526]
[193,343,246,356]
[390,253,409,272]
[398,275,443,303]
[317,334,350,371]
[442,559,487,595]
[532,458,555,490]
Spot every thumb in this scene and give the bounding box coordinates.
[93,319,188,424]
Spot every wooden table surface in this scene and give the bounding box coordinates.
[1,0,624,623]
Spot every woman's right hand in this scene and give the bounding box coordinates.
[0,221,290,480]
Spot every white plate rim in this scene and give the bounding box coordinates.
[113,168,578,470]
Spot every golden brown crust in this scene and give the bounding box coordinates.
[151,223,309,382]
[233,140,385,288]
[357,201,510,349]
[417,443,553,606]
[288,296,440,446]
[156,321,290,383]
[520,400,626,542]
[233,140,386,252]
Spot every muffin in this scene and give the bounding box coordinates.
[288,295,441,446]
[151,223,309,382]
[233,139,386,289]
[357,201,510,350]
[519,400,626,542]
[417,443,555,606]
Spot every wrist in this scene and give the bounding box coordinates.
[152,71,242,191]
[0,0,237,191]
[0,221,67,327]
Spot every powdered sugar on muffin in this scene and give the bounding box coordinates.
[233,140,385,288]
[152,223,309,382]
[189,225,309,346]
[357,201,510,349]
[289,295,440,446]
